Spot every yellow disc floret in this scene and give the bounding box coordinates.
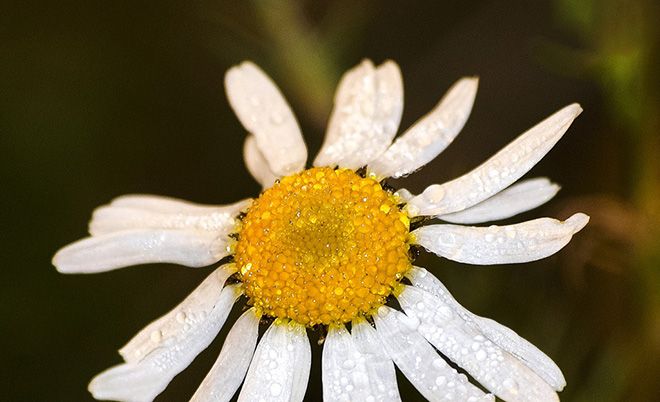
[234,167,411,326]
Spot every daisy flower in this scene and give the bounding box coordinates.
[53,59,588,402]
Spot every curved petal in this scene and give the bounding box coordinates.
[314,60,404,169]
[191,308,261,402]
[88,281,241,402]
[368,77,478,179]
[106,194,247,214]
[323,324,401,402]
[53,229,231,274]
[412,213,589,265]
[437,178,560,224]
[243,135,278,189]
[89,199,250,236]
[406,104,582,217]
[119,264,237,362]
[238,320,311,402]
[406,266,566,390]
[374,306,494,402]
[225,61,307,176]
[398,285,558,401]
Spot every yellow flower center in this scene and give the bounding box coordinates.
[234,167,411,326]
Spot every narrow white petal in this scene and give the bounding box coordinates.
[108,194,247,214]
[407,104,582,216]
[412,213,589,265]
[368,77,478,179]
[238,320,311,402]
[350,320,402,402]
[323,324,401,402]
[53,229,231,273]
[374,306,494,402]
[406,266,566,390]
[393,188,414,203]
[191,308,261,402]
[438,178,560,224]
[314,60,404,169]
[224,61,307,176]
[398,285,558,401]
[119,264,237,362]
[89,199,249,236]
[243,135,278,189]
[89,280,241,402]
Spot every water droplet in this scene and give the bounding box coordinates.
[475,349,487,361]
[342,359,355,369]
[270,112,284,125]
[176,312,187,323]
[503,378,519,394]
[270,382,282,396]
[150,330,162,342]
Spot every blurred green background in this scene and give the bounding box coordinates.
[2,1,659,401]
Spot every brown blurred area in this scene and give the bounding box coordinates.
[1,0,658,401]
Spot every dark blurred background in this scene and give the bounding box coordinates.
[2,1,659,401]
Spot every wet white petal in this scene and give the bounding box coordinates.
[393,188,414,203]
[53,229,231,273]
[438,178,560,224]
[107,194,244,214]
[323,324,401,402]
[406,266,566,390]
[407,104,582,216]
[398,285,558,401]
[412,213,589,265]
[119,264,236,362]
[225,61,307,176]
[238,320,311,402]
[243,135,278,189]
[89,281,241,402]
[89,199,249,236]
[368,77,478,179]
[374,306,494,402]
[314,60,404,169]
[191,308,261,402]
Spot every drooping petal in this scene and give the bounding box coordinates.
[190,308,261,402]
[323,324,401,402]
[314,60,404,169]
[374,306,494,402]
[225,61,307,176]
[437,178,560,224]
[398,285,558,401]
[53,229,231,274]
[412,213,589,265]
[89,198,250,236]
[89,279,241,402]
[237,320,311,402]
[406,104,582,217]
[406,266,566,390]
[243,135,278,189]
[368,77,478,179]
[119,264,237,362]
[350,320,402,402]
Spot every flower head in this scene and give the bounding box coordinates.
[54,59,588,402]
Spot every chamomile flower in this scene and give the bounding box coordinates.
[53,59,588,402]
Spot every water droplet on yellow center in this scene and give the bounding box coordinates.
[234,167,411,326]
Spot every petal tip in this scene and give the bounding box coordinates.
[567,212,590,232]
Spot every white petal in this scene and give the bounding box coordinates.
[438,178,560,224]
[368,77,478,179]
[323,324,401,402]
[89,280,241,402]
[406,104,582,216]
[225,61,307,176]
[119,264,237,362]
[238,320,311,402]
[398,285,558,401]
[243,135,278,189]
[108,194,246,214]
[89,199,249,236]
[314,60,404,169]
[412,213,589,265]
[374,306,494,402]
[393,188,414,203]
[53,229,231,273]
[191,308,261,402]
[406,266,566,390]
